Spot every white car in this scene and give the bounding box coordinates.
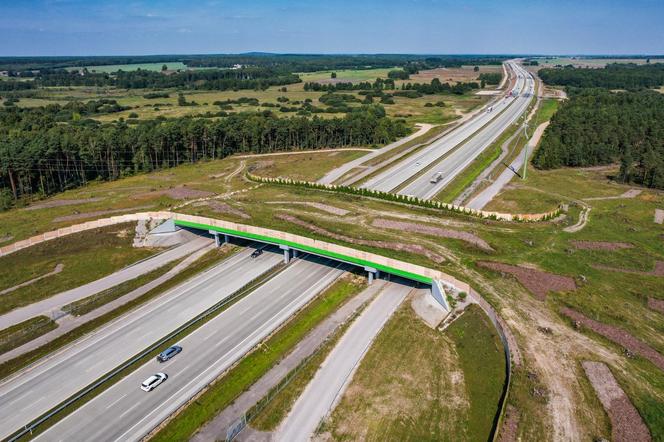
[141,373,168,392]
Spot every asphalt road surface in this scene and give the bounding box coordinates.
[0,245,282,441]
[37,255,346,442]
[277,280,412,441]
[0,236,212,330]
[402,63,535,199]
[361,61,523,193]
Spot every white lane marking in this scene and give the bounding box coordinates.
[119,401,141,418]
[105,393,128,410]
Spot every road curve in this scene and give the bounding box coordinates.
[276,280,412,442]
[36,255,346,442]
[0,245,282,441]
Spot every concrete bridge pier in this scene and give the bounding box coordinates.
[279,245,291,264]
[364,266,379,284]
[209,230,231,247]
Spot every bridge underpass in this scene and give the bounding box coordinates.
[160,218,452,312]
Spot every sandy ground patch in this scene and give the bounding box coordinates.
[592,261,664,277]
[266,201,350,216]
[25,197,105,210]
[562,307,664,371]
[372,218,493,251]
[477,261,577,301]
[582,361,651,442]
[276,213,445,263]
[52,205,155,223]
[570,240,634,251]
[192,201,250,219]
[647,298,664,314]
[134,186,214,200]
[583,188,643,201]
[655,209,664,224]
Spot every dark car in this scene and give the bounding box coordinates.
[250,249,263,259]
[156,345,182,363]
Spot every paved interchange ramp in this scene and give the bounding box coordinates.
[277,280,413,441]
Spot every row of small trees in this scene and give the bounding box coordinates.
[246,173,561,222]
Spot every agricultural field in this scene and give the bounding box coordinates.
[296,67,394,84]
[64,62,189,73]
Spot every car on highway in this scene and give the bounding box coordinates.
[140,373,168,392]
[251,249,263,259]
[156,345,182,363]
[429,171,444,184]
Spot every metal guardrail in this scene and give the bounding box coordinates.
[7,249,287,442]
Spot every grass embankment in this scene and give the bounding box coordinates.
[0,245,237,381]
[151,277,365,442]
[0,223,155,315]
[0,316,57,355]
[62,256,185,316]
[325,302,505,441]
[447,304,507,441]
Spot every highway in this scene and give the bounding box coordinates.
[0,245,282,441]
[36,255,346,442]
[401,63,535,199]
[0,237,212,330]
[277,280,412,441]
[361,62,533,199]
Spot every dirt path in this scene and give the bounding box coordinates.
[654,209,664,225]
[0,264,64,296]
[564,207,591,233]
[224,160,246,183]
[234,148,373,160]
[583,189,642,201]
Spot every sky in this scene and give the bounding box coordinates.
[0,0,663,56]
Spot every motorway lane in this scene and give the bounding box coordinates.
[402,64,535,199]
[0,245,282,440]
[361,62,523,193]
[277,280,412,441]
[0,237,213,330]
[37,255,346,442]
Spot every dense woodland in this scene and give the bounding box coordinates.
[534,88,664,189]
[538,63,664,89]
[0,104,408,202]
[1,67,301,91]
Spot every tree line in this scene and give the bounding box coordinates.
[533,88,664,189]
[0,104,408,202]
[538,63,664,89]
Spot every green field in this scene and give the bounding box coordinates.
[538,57,651,68]
[297,67,394,83]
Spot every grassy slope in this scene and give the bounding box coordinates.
[0,223,155,315]
[326,302,504,441]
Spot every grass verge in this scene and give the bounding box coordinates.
[151,276,365,442]
[0,316,57,356]
[62,256,185,316]
[446,304,507,441]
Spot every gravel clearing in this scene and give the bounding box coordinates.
[266,201,350,216]
[372,218,493,251]
[477,261,577,300]
[25,197,105,210]
[193,201,250,219]
[562,307,664,371]
[655,209,664,225]
[135,187,214,200]
[570,240,634,251]
[276,213,445,263]
[582,361,651,442]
